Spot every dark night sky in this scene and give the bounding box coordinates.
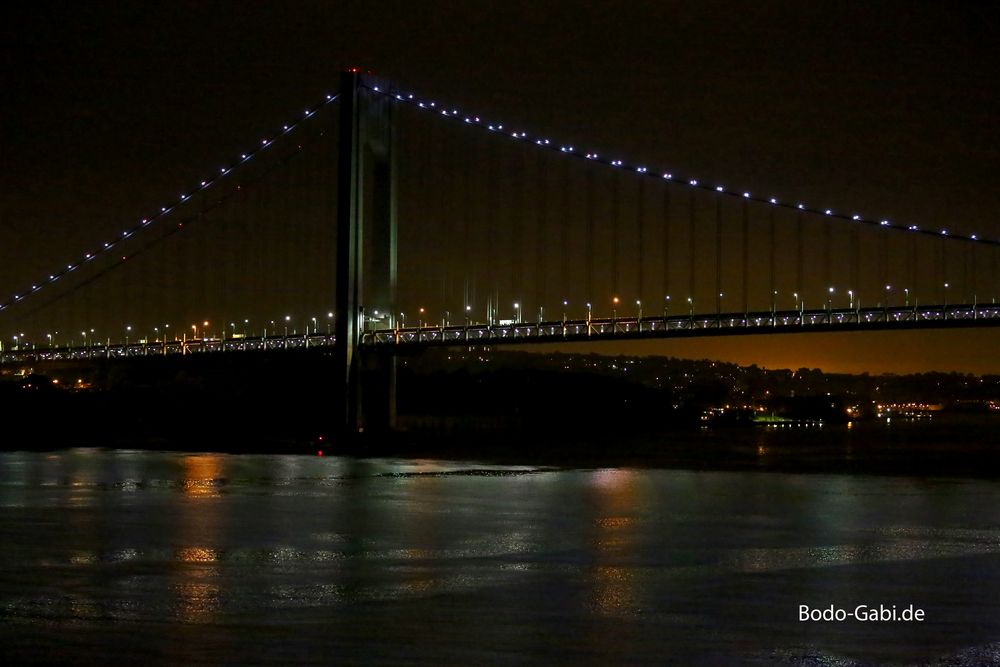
[3,1,1000,373]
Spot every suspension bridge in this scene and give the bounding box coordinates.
[3,70,999,433]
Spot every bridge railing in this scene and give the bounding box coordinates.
[4,304,999,364]
[0,333,336,364]
[361,303,1000,347]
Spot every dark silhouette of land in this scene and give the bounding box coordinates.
[2,348,999,475]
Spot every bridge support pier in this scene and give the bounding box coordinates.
[335,70,397,437]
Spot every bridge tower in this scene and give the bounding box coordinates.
[335,70,397,436]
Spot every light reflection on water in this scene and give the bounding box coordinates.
[0,450,999,664]
[588,469,640,616]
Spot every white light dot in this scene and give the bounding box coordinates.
[716,186,724,192]
[743,192,750,198]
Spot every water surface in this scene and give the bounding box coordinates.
[2,448,1000,665]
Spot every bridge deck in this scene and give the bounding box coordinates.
[3,304,998,364]
[363,304,1000,347]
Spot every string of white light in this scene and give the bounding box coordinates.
[364,83,998,249]
[0,94,340,315]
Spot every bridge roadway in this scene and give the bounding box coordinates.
[2,303,999,365]
[365,303,1000,347]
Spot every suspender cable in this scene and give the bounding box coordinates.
[663,182,671,307]
[560,158,570,309]
[852,222,860,303]
[437,120,450,313]
[879,226,889,302]
[612,172,620,299]
[486,136,496,322]
[824,213,832,294]
[940,235,947,304]
[742,199,749,315]
[586,170,595,308]
[992,246,998,303]
[715,197,723,315]
[689,190,697,307]
[637,178,645,305]
[796,211,804,302]
[461,129,473,315]
[511,146,522,310]
[908,232,916,303]
[768,206,775,311]
[533,149,546,318]
[965,243,977,303]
